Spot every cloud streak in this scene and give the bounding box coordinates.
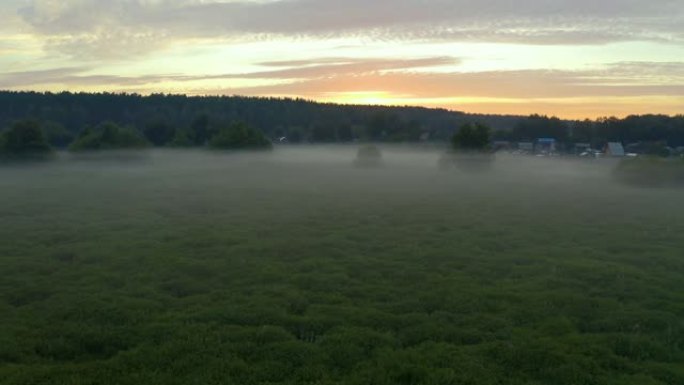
[214,65,684,100]
[0,57,459,88]
[4,59,683,99]
[15,0,684,58]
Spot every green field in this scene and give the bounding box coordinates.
[1,147,683,385]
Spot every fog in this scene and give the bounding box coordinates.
[1,145,680,224]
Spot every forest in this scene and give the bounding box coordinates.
[1,91,684,149]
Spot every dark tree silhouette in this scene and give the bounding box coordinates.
[513,114,568,142]
[169,129,194,147]
[144,121,175,147]
[69,122,149,151]
[190,114,211,146]
[209,122,272,150]
[451,123,491,151]
[0,119,53,158]
[0,92,683,148]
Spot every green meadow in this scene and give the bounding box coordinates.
[1,147,683,385]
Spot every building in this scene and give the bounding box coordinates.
[574,143,591,154]
[605,142,626,157]
[492,141,511,151]
[518,142,534,153]
[536,138,557,154]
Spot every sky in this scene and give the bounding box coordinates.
[1,0,683,119]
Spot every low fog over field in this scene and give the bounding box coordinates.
[1,145,671,219]
[1,146,683,385]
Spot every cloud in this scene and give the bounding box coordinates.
[0,56,460,87]
[214,66,684,100]
[15,0,684,58]
[241,57,459,78]
[4,59,682,99]
[0,67,90,88]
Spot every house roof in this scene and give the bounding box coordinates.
[606,142,625,156]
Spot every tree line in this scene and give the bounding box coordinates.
[0,91,516,147]
[0,119,272,160]
[1,92,683,152]
[494,114,684,149]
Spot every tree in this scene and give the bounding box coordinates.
[169,129,194,147]
[311,123,336,142]
[69,122,149,151]
[209,122,272,150]
[368,112,389,140]
[43,121,75,149]
[337,123,354,142]
[190,114,210,146]
[451,123,491,151]
[288,127,305,143]
[643,141,671,158]
[0,119,53,158]
[2,91,684,148]
[144,120,175,147]
[512,115,569,142]
[569,120,590,142]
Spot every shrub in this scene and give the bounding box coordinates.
[451,123,492,152]
[69,122,149,151]
[169,129,195,147]
[209,122,272,150]
[43,121,75,149]
[0,119,53,160]
[143,120,176,147]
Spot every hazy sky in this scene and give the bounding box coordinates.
[1,0,683,118]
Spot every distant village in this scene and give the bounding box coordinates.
[491,138,684,159]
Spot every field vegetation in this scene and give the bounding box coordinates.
[614,157,684,187]
[1,147,683,384]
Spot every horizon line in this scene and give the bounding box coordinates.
[3,89,682,122]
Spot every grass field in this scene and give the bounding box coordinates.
[1,147,683,385]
